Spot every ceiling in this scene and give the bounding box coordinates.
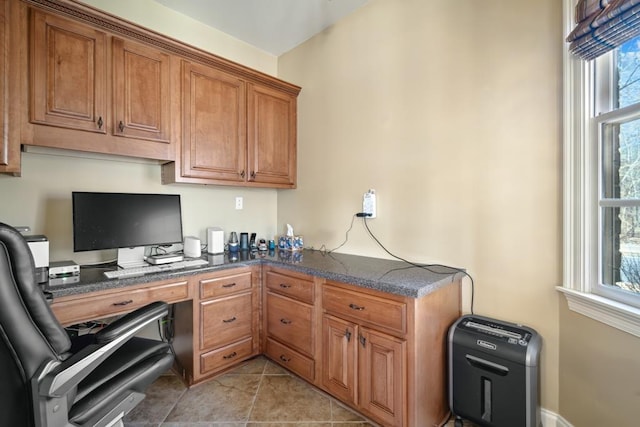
[153,0,370,56]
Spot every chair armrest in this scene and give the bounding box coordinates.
[39,301,169,398]
[95,301,168,343]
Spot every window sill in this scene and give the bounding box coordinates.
[557,287,640,338]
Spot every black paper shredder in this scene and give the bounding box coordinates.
[448,314,542,427]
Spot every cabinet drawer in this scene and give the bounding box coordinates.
[322,284,407,336]
[52,280,189,326]
[200,337,254,375]
[200,292,253,350]
[266,270,314,304]
[200,271,252,300]
[266,292,313,356]
[265,337,315,382]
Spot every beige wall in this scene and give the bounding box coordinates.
[278,0,562,413]
[559,301,640,426]
[0,0,280,264]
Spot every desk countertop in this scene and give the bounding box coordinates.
[44,249,464,300]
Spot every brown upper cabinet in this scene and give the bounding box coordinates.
[9,0,300,187]
[161,61,299,188]
[27,8,175,160]
[0,0,21,175]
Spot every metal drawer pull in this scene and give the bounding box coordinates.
[222,282,237,288]
[223,352,237,359]
[279,283,291,288]
[112,300,133,306]
[349,303,365,311]
[280,318,292,324]
[359,334,367,347]
[345,329,352,342]
[97,116,103,129]
[223,316,237,323]
[280,355,291,362]
[118,120,125,132]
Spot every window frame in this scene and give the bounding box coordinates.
[560,0,640,337]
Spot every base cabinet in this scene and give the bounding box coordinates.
[322,314,406,427]
[190,267,260,383]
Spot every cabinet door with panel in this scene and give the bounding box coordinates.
[247,83,296,187]
[322,282,407,427]
[179,60,246,182]
[112,37,171,143]
[30,9,107,133]
[0,0,19,175]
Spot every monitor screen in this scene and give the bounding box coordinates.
[72,192,183,252]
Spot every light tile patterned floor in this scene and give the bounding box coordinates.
[123,355,471,427]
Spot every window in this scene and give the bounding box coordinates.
[562,2,640,337]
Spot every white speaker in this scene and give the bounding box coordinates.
[183,236,201,258]
[207,227,224,254]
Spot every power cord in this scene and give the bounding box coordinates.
[318,214,358,254]
[361,215,475,315]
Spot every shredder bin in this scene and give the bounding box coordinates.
[448,314,542,427]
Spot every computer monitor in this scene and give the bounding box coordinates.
[72,192,183,268]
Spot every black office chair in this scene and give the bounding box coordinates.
[0,222,175,427]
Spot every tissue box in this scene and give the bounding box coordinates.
[278,235,304,251]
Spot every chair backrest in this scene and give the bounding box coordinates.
[0,222,71,426]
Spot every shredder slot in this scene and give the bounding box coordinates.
[466,354,509,376]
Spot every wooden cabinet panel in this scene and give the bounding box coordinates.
[358,327,406,427]
[323,284,407,336]
[199,270,252,300]
[112,37,170,143]
[266,292,313,356]
[247,83,296,186]
[200,292,252,350]
[322,314,357,404]
[0,0,20,175]
[30,9,107,133]
[180,60,246,182]
[200,336,253,375]
[51,279,189,326]
[265,270,314,304]
[265,337,314,382]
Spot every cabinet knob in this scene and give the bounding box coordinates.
[279,354,291,363]
[279,283,291,289]
[223,351,237,360]
[359,334,367,347]
[223,316,237,323]
[240,170,245,178]
[118,120,125,132]
[280,318,292,325]
[97,116,103,129]
[349,303,365,311]
[250,171,256,179]
[345,329,352,342]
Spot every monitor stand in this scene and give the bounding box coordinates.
[117,247,147,269]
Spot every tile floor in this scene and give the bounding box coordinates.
[123,355,468,427]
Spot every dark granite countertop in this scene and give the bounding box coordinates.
[44,249,464,300]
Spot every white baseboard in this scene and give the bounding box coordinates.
[541,408,573,427]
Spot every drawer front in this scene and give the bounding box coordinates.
[322,284,407,336]
[200,292,253,350]
[266,270,314,304]
[266,292,313,356]
[200,336,254,375]
[265,337,315,382]
[52,280,189,326]
[200,271,252,300]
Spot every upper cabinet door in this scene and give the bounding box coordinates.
[0,0,19,175]
[112,37,170,143]
[181,60,246,182]
[247,83,297,187]
[30,9,107,133]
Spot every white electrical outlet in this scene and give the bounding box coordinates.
[235,196,243,210]
[363,189,376,218]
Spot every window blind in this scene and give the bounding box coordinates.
[567,0,640,60]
